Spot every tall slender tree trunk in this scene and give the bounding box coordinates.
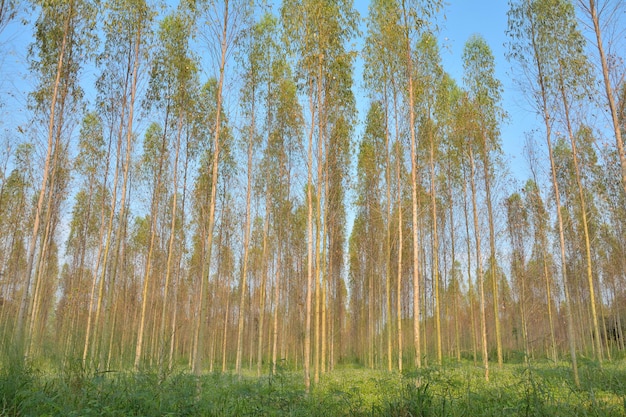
[478,132,502,368]
[257,190,271,377]
[320,179,328,375]
[235,103,254,377]
[469,146,489,381]
[447,163,461,362]
[462,165,478,365]
[221,267,231,373]
[313,50,325,384]
[582,0,626,197]
[271,237,282,375]
[557,65,603,364]
[547,129,579,386]
[396,141,404,372]
[161,114,183,367]
[401,2,422,369]
[17,0,73,350]
[383,85,393,372]
[525,0,579,384]
[429,126,442,366]
[135,115,169,370]
[194,0,229,376]
[391,81,404,372]
[28,125,64,356]
[88,19,143,366]
[304,75,316,392]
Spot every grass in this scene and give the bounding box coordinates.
[0,357,624,416]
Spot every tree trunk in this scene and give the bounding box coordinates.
[18,0,73,350]
[401,2,422,369]
[525,0,579,384]
[429,125,442,365]
[582,0,626,197]
[557,64,603,364]
[469,146,489,381]
[194,0,229,376]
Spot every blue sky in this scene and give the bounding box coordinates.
[1,0,533,183]
[438,1,533,182]
[353,0,533,183]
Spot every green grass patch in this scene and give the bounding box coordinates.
[0,359,624,416]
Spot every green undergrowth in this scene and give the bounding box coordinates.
[0,357,625,416]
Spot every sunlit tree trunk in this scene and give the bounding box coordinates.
[509,0,580,384]
[395,140,404,372]
[579,0,626,197]
[257,189,271,377]
[468,145,489,381]
[400,1,422,369]
[194,0,232,376]
[428,124,442,366]
[18,0,74,351]
[135,120,169,369]
[461,165,478,365]
[235,96,254,377]
[557,63,603,363]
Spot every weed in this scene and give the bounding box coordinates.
[0,360,624,416]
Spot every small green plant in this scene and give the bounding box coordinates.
[0,359,624,416]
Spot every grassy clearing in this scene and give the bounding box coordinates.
[0,357,624,416]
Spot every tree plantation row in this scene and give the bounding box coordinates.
[0,0,624,390]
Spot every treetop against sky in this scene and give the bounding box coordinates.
[0,0,546,182]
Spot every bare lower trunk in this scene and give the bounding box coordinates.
[18,0,73,350]
[194,0,229,376]
[469,147,489,381]
[558,67,602,364]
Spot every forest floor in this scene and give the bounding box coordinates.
[0,356,625,416]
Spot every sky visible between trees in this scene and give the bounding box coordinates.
[0,0,624,390]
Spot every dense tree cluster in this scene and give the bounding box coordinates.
[0,0,624,388]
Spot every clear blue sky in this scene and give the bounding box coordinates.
[438,1,532,182]
[352,0,532,183]
[1,0,532,183]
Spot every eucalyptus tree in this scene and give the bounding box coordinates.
[505,192,530,359]
[462,35,506,368]
[0,144,31,340]
[187,77,231,371]
[234,12,269,377]
[577,0,626,197]
[134,122,170,369]
[193,0,249,375]
[363,0,401,372]
[364,0,418,371]
[142,7,197,370]
[350,102,385,369]
[597,144,626,340]
[18,0,97,355]
[414,32,447,365]
[523,178,558,361]
[82,0,155,367]
[457,92,490,380]
[531,0,604,363]
[61,112,108,358]
[241,13,303,376]
[507,0,580,385]
[265,63,302,376]
[554,128,605,358]
[437,74,464,362]
[281,0,358,390]
[397,0,444,368]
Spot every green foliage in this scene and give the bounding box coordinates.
[0,361,624,416]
